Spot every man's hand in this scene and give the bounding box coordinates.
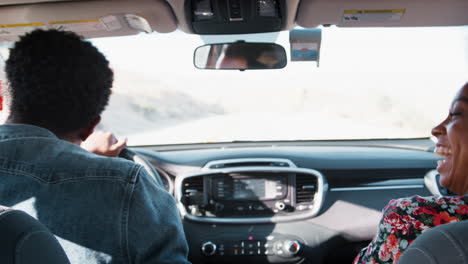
[81,131,127,157]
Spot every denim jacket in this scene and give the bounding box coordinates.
[0,124,190,264]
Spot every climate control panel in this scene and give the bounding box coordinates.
[200,236,302,258]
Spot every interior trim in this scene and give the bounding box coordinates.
[134,138,434,152]
[330,178,425,191]
[424,169,442,196]
[203,158,297,169]
[331,185,424,192]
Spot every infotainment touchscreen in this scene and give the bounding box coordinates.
[212,173,288,201]
[233,178,278,200]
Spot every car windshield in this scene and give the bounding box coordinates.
[1,26,468,146]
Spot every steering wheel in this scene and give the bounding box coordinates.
[119,148,173,193]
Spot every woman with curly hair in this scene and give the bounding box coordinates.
[354,81,468,264]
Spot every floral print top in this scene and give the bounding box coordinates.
[353,195,468,264]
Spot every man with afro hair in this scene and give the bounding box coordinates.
[0,29,190,264]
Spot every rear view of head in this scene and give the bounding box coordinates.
[5,29,113,138]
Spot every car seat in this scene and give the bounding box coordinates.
[0,206,70,264]
[399,220,468,264]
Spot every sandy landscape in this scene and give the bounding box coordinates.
[99,67,465,146]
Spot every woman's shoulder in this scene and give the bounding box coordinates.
[386,195,468,210]
[381,195,468,227]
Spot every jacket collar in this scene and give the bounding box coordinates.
[0,124,58,140]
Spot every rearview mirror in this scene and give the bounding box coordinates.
[194,42,287,70]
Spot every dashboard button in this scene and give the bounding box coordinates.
[215,203,224,212]
[255,205,266,211]
[297,205,306,211]
[201,241,217,256]
[275,202,286,211]
[283,240,301,256]
[274,241,283,250]
[268,240,302,256]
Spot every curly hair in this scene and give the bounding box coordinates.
[5,29,113,136]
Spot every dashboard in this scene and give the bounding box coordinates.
[134,139,438,264]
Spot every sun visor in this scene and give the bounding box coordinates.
[296,0,468,28]
[0,0,77,5]
[0,0,177,41]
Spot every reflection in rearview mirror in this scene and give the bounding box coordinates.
[194,42,287,70]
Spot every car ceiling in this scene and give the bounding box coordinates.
[0,0,466,40]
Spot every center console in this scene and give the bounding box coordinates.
[175,158,327,224]
[175,158,328,263]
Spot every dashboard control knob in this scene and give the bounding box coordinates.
[283,240,301,255]
[275,202,286,211]
[214,202,224,212]
[201,241,217,256]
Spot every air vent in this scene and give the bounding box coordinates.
[182,176,204,195]
[181,176,205,215]
[295,174,317,204]
[205,159,294,169]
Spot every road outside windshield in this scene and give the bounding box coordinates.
[1,26,468,145]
